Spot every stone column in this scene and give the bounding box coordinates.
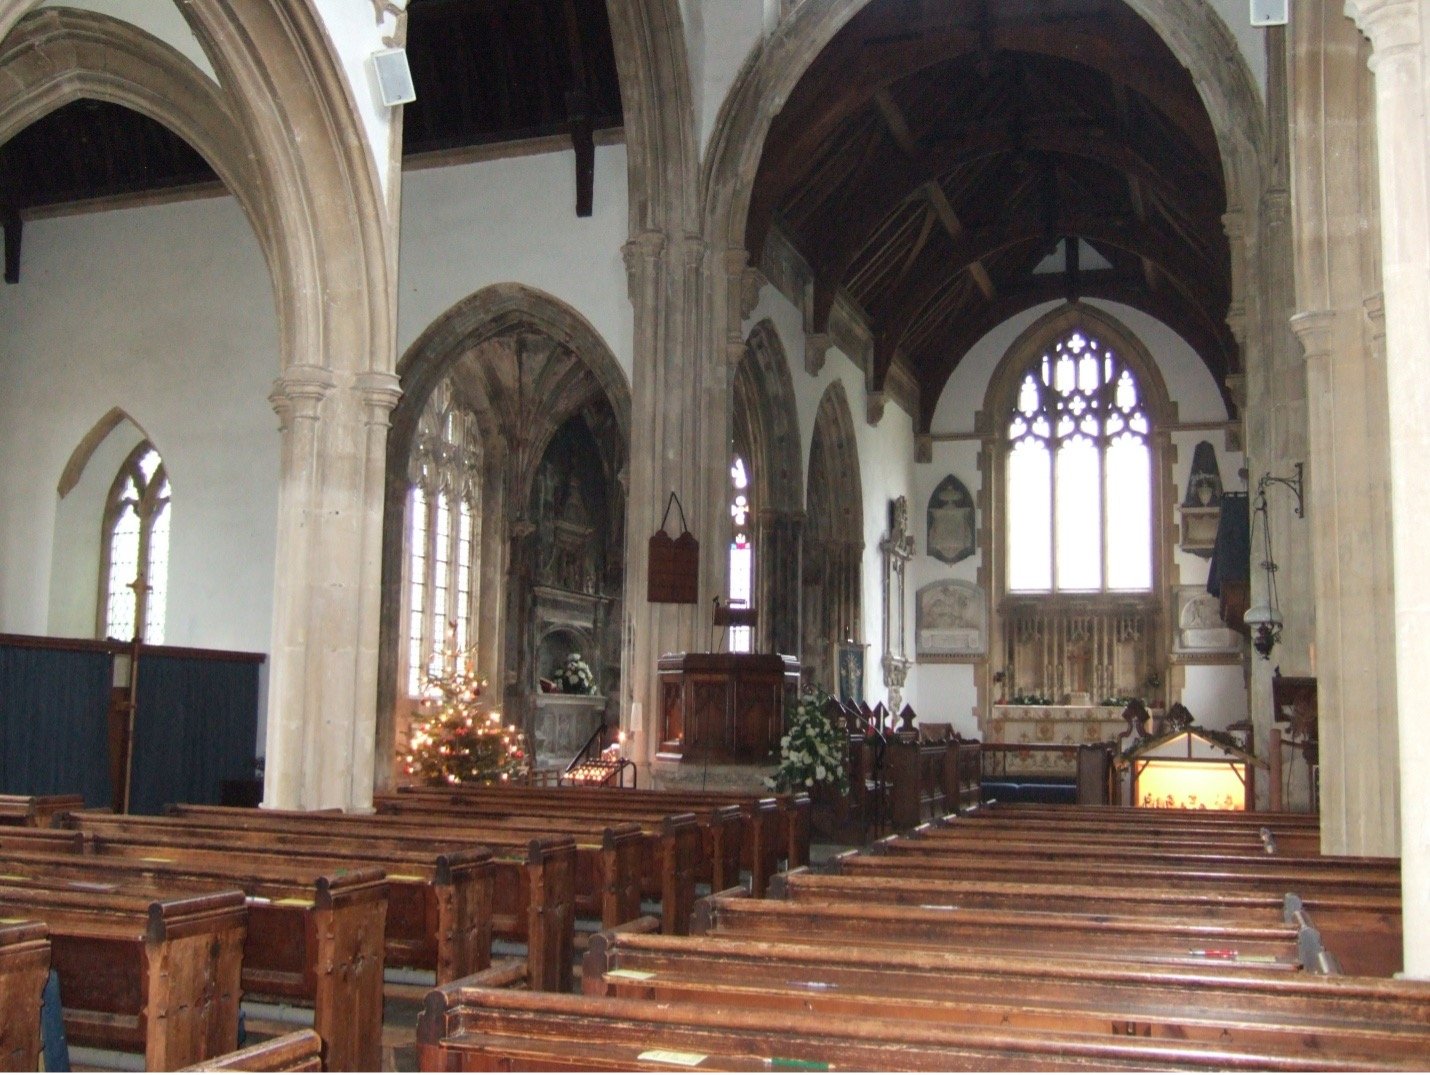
[1345,0,1430,977]
[476,448,508,691]
[620,231,727,771]
[265,367,398,809]
[1288,0,1398,853]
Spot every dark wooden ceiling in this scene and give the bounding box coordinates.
[0,0,622,214]
[749,0,1235,430]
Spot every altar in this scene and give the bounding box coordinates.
[980,704,1130,777]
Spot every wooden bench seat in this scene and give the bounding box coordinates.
[0,860,386,1072]
[581,928,1430,1064]
[416,979,1421,1071]
[180,1028,324,1071]
[0,884,246,1070]
[386,784,809,894]
[0,793,86,828]
[691,890,1303,968]
[372,792,747,899]
[65,810,579,992]
[942,810,1323,855]
[0,918,48,1072]
[164,802,683,938]
[35,816,492,983]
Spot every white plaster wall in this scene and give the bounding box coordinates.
[313,0,400,197]
[38,0,216,81]
[0,194,280,653]
[910,439,983,737]
[397,145,633,374]
[47,418,143,637]
[695,0,764,156]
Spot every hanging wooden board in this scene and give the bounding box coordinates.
[648,493,698,604]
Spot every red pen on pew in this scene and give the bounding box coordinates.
[1188,948,1238,959]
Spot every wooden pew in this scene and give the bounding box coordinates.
[180,1029,323,1072]
[691,890,1303,968]
[939,807,1324,855]
[416,979,1420,1071]
[66,811,579,992]
[581,928,1430,1064]
[389,783,810,889]
[373,790,750,899]
[17,818,492,985]
[0,793,85,828]
[0,861,386,1072]
[0,918,48,1072]
[0,885,246,1070]
[165,802,674,938]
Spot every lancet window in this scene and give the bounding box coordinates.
[100,442,170,643]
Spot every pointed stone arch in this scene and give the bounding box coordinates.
[733,318,804,656]
[802,380,864,691]
[56,407,153,499]
[0,0,397,808]
[377,284,632,786]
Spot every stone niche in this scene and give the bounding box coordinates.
[530,585,612,769]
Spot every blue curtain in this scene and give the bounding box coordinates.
[0,644,113,807]
[129,654,259,815]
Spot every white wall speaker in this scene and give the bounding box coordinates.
[370,47,416,108]
[1249,0,1288,26]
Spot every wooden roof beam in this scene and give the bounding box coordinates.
[924,181,996,299]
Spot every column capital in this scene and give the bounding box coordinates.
[354,370,403,425]
[1289,309,1338,359]
[1363,292,1387,345]
[621,230,666,300]
[270,364,336,426]
[1345,0,1421,61]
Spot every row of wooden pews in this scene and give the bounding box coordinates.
[419,801,1430,1071]
[0,784,796,1070]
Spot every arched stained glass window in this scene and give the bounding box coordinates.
[101,442,170,642]
[1006,329,1152,593]
[405,382,481,695]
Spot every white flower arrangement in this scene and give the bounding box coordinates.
[555,652,597,695]
[766,688,850,795]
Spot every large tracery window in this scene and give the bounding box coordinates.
[1006,329,1152,593]
[101,442,171,643]
[405,383,481,696]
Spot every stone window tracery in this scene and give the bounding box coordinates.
[404,382,481,695]
[100,442,170,643]
[1006,329,1152,594]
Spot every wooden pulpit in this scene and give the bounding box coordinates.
[656,652,799,763]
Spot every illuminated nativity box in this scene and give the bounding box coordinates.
[1118,726,1266,811]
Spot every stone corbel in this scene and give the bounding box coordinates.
[804,331,831,375]
[269,364,336,430]
[915,434,932,464]
[866,391,886,427]
[1289,309,1336,362]
[621,230,666,304]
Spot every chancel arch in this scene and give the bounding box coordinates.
[380,284,630,784]
[732,319,804,658]
[802,380,864,693]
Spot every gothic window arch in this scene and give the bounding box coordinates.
[100,441,170,643]
[984,305,1174,704]
[403,381,482,696]
[1005,327,1154,593]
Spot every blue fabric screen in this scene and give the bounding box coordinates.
[129,653,259,815]
[0,643,113,807]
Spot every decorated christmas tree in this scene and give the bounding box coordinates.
[403,641,529,786]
